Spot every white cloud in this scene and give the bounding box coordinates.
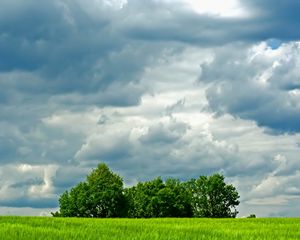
[183,0,248,17]
[0,164,58,207]
[29,165,58,197]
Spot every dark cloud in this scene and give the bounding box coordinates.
[52,166,89,191]
[242,0,300,39]
[122,1,251,46]
[0,0,111,74]
[201,42,300,133]
[1,0,299,111]
[0,0,300,216]
[10,178,45,189]
[122,0,300,46]
[0,197,57,209]
[0,137,17,160]
[0,0,162,106]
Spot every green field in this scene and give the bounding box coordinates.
[0,217,299,240]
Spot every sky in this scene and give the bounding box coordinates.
[0,0,300,217]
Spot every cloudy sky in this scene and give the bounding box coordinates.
[1,0,300,217]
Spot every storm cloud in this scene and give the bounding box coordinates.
[201,42,300,133]
[0,0,300,217]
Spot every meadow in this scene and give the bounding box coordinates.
[0,217,299,240]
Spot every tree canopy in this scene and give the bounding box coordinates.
[125,177,193,218]
[187,174,239,218]
[54,163,126,218]
[53,163,239,218]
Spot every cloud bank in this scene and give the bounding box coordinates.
[0,0,300,217]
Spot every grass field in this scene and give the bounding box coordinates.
[0,217,299,240]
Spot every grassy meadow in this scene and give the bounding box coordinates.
[0,217,299,240]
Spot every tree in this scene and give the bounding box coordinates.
[124,177,193,218]
[55,163,126,218]
[86,163,126,217]
[124,177,165,218]
[157,178,193,217]
[187,173,239,218]
[52,182,90,217]
[54,163,240,218]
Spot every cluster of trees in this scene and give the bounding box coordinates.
[53,163,240,218]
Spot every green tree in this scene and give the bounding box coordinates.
[53,182,90,217]
[54,163,240,219]
[187,173,239,218]
[86,163,126,217]
[55,163,126,218]
[157,178,193,217]
[124,177,193,218]
[124,177,165,218]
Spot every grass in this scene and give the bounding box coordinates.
[0,217,299,239]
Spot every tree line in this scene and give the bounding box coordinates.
[52,163,240,218]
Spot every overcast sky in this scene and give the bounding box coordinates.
[1,0,300,217]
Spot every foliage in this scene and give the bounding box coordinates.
[247,214,256,218]
[85,163,126,217]
[55,163,126,218]
[125,178,193,218]
[1,217,300,240]
[55,163,239,218]
[187,174,240,218]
